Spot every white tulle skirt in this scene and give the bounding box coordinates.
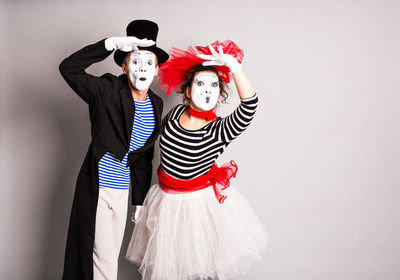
[126,183,268,280]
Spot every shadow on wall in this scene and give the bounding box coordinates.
[6,80,91,278]
[26,83,90,279]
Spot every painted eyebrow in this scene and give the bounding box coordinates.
[141,52,155,58]
[195,75,218,80]
[130,52,154,57]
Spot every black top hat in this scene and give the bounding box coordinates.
[114,20,169,66]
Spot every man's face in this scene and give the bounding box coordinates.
[125,51,157,90]
[189,71,220,111]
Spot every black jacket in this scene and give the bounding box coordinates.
[59,39,163,280]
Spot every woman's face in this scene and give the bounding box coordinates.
[188,71,220,111]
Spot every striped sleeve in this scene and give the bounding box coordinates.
[219,93,258,144]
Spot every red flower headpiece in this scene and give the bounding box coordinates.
[159,40,244,95]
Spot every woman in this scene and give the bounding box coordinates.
[126,40,268,280]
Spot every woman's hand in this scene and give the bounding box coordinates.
[199,45,255,99]
[105,37,155,52]
[197,45,242,73]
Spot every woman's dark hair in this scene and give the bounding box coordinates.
[177,64,229,105]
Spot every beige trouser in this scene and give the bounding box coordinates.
[93,187,129,280]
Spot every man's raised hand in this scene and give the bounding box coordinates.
[105,36,155,52]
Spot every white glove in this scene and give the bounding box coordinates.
[105,36,155,52]
[197,45,242,73]
[131,205,143,223]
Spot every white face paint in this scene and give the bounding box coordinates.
[126,51,157,90]
[190,72,220,111]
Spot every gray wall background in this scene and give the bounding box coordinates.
[2,0,400,279]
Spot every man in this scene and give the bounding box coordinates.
[59,20,168,280]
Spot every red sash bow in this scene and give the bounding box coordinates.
[157,161,238,204]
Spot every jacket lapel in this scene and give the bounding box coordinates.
[119,75,163,150]
[119,75,135,148]
[125,88,163,166]
[148,88,162,133]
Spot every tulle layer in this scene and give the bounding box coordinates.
[126,184,268,280]
[158,40,244,95]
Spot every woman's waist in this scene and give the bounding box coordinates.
[157,161,238,204]
[158,162,216,181]
[157,167,212,192]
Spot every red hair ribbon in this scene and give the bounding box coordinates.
[159,40,244,95]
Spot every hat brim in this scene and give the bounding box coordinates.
[114,45,169,67]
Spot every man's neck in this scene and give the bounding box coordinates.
[128,81,149,101]
[131,88,148,101]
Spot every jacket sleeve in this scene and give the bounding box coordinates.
[59,39,114,104]
[130,144,155,205]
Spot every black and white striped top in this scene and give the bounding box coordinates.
[159,94,258,180]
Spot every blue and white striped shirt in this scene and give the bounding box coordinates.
[98,94,155,189]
